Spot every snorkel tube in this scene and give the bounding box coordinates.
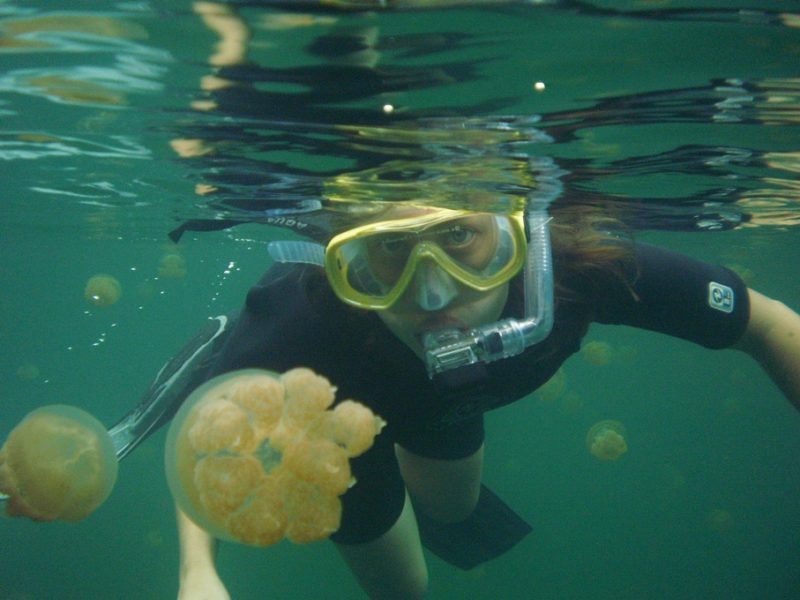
[422,201,554,377]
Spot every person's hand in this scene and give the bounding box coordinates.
[178,567,231,600]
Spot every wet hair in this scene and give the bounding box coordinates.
[549,204,636,306]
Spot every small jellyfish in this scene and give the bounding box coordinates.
[84,274,121,307]
[16,364,40,381]
[586,419,628,461]
[144,529,164,547]
[158,254,187,279]
[560,390,584,415]
[0,405,118,521]
[615,344,638,366]
[725,264,754,285]
[165,368,385,547]
[707,507,733,534]
[581,340,613,366]
[536,368,566,403]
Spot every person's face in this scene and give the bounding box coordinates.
[329,206,520,355]
[362,213,502,288]
[376,275,510,358]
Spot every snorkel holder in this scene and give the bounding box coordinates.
[422,206,554,377]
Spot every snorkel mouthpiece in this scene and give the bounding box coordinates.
[423,319,528,372]
[423,316,549,375]
[424,207,554,377]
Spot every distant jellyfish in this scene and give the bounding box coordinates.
[586,420,628,461]
[707,507,733,534]
[721,396,743,416]
[16,364,40,381]
[536,368,566,403]
[560,390,584,415]
[165,368,385,547]
[144,529,164,547]
[662,464,687,491]
[84,274,121,307]
[0,405,118,522]
[615,344,638,366]
[158,253,187,279]
[725,264,754,285]
[582,340,613,366]
[136,280,156,302]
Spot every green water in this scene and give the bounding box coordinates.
[1,1,799,598]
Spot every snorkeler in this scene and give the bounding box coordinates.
[4,194,798,599]
[143,195,799,599]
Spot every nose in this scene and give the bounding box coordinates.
[413,261,458,311]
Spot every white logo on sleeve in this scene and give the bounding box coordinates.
[708,282,734,313]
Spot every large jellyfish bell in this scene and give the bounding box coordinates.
[0,405,118,522]
[165,368,385,547]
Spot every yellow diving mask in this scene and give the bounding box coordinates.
[268,208,526,310]
[323,209,527,310]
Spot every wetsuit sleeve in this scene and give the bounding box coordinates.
[205,263,328,376]
[593,243,750,349]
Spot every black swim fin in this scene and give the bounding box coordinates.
[415,484,532,570]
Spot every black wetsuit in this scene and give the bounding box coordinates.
[204,243,750,544]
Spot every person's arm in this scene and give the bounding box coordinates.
[734,288,800,411]
[176,506,230,600]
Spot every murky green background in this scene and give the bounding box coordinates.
[1,1,799,598]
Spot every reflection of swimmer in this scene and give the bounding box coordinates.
[0,14,146,50]
[83,193,800,600]
[0,405,117,521]
[166,368,384,546]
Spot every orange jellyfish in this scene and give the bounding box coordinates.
[581,340,613,366]
[0,405,118,521]
[536,368,566,403]
[16,363,40,381]
[707,507,733,534]
[586,419,628,461]
[84,274,121,307]
[158,253,187,279]
[165,368,385,547]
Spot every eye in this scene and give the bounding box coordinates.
[378,236,410,257]
[443,225,475,247]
